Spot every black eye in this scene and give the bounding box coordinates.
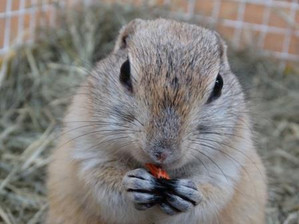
[120,59,133,93]
[207,74,223,103]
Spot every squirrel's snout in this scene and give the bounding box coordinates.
[153,151,168,163]
[145,136,179,165]
[147,144,174,164]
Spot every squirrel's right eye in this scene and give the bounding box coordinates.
[120,59,133,93]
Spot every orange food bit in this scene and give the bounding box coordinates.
[145,163,170,180]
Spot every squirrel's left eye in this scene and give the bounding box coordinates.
[207,74,223,103]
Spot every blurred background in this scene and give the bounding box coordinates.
[1,0,298,66]
[0,0,298,223]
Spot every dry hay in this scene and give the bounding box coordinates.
[0,2,298,224]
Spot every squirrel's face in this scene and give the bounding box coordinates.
[91,19,245,170]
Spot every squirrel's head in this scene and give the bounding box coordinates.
[89,19,247,170]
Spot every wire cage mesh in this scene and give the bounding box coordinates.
[0,0,298,63]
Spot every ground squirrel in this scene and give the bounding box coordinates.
[47,18,267,224]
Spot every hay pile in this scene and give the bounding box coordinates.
[0,3,298,224]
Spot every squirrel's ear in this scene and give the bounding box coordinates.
[213,31,230,70]
[113,19,144,53]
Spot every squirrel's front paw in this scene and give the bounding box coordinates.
[159,179,202,215]
[123,168,161,210]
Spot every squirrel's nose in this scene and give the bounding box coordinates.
[153,151,168,162]
[147,140,174,164]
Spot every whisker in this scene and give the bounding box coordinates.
[190,141,255,182]
[187,150,210,175]
[57,128,136,150]
[189,137,263,177]
[80,135,134,153]
[189,147,228,182]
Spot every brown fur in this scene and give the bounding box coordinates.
[47,19,267,224]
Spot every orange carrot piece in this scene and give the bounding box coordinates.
[145,163,170,180]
